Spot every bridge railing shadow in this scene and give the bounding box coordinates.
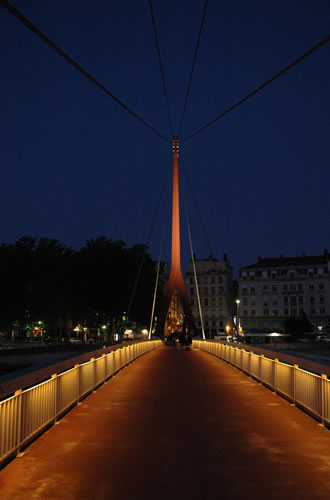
[0,339,162,466]
[193,339,330,427]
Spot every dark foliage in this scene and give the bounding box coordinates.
[284,312,314,337]
[0,236,156,336]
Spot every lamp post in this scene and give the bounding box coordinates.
[235,299,240,340]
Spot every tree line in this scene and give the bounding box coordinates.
[0,236,157,341]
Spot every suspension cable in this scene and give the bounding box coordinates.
[183,185,205,340]
[182,158,234,334]
[182,33,330,142]
[148,232,164,339]
[178,0,208,137]
[149,0,174,137]
[125,158,172,321]
[182,160,214,257]
[1,0,170,143]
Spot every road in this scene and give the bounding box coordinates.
[1,346,330,499]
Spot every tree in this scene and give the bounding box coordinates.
[284,312,313,337]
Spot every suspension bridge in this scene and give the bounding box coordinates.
[1,1,330,498]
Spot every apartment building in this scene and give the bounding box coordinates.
[238,250,330,333]
[185,255,233,338]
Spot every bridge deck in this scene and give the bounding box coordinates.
[1,346,330,499]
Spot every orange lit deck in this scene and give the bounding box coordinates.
[1,346,330,499]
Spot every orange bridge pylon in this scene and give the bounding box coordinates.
[155,137,196,337]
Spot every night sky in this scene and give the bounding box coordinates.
[1,0,329,277]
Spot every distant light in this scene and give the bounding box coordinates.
[141,329,148,334]
[270,332,280,337]
[74,327,80,332]
[101,325,107,329]
[125,329,133,334]
[236,299,240,304]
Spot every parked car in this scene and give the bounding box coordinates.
[316,335,330,342]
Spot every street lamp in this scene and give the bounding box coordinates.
[235,299,240,339]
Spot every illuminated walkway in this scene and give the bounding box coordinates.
[1,346,330,499]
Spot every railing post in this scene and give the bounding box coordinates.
[321,373,327,426]
[293,364,299,405]
[274,358,279,393]
[102,353,106,382]
[90,358,96,391]
[75,364,80,403]
[51,373,57,422]
[260,354,264,382]
[14,389,22,453]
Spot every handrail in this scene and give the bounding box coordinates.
[0,340,162,465]
[193,340,330,427]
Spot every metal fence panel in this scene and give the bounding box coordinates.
[0,394,20,460]
[95,356,106,386]
[276,362,293,399]
[249,353,260,380]
[21,379,56,443]
[295,369,322,417]
[241,351,250,374]
[79,361,94,398]
[106,352,114,378]
[57,367,79,414]
[323,378,330,425]
[261,357,275,389]
[113,350,120,373]
[235,349,242,369]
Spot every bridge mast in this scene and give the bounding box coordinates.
[155,137,196,337]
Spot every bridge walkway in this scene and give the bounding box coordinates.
[1,346,330,499]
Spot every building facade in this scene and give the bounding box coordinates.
[185,255,233,338]
[238,250,330,333]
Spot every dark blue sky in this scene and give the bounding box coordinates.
[1,0,329,276]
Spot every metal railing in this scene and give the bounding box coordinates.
[193,340,330,426]
[0,340,161,465]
